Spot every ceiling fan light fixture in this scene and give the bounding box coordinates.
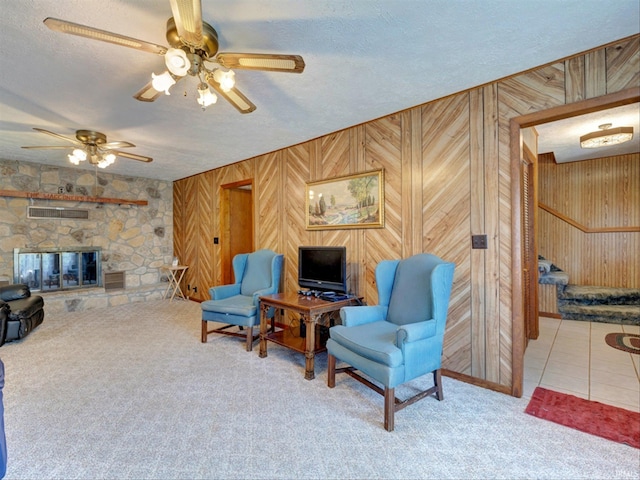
[197,82,217,109]
[97,153,116,169]
[165,47,191,76]
[72,148,87,161]
[151,71,176,95]
[580,123,634,149]
[68,153,81,165]
[213,69,235,92]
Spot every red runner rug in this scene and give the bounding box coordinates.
[525,387,640,449]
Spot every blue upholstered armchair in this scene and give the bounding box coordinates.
[201,249,283,351]
[327,253,455,431]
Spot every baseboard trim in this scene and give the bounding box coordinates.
[442,369,513,396]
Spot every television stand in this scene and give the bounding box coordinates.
[258,292,359,380]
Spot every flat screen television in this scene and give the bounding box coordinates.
[298,246,347,293]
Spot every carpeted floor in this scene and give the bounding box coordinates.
[1,299,639,479]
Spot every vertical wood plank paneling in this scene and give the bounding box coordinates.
[606,37,640,93]
[585,49,607,98]
[351,125,366,298]
[422,92,472,375]
[410,108,423,257]
[538,284,559,315]
[400,110,413,257]
[537,153,639,288]
[483,84,501,382]
[565,56,585,103]
[469,88,486,378]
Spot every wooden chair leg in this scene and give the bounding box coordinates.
[201,320,208,343]
[246,326,253,351]
[434,369,444,401]
[327,354,336,388]
[384,387,395,432]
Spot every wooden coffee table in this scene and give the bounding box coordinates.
[258,292,359,380]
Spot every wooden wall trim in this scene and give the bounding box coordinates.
[0,189,148,206]
[516,86,639,128]
[539,202,640,233]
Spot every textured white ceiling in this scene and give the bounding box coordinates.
[537,103,639,163]
[0,1,638,181]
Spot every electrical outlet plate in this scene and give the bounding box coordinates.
[471,234,488,249]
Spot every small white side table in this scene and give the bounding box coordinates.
[162,265,189,302]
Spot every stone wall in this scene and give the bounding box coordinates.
[0,159,174,311]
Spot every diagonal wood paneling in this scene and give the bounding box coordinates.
[195,171,214,301]
[363,114,404,303]
[173,35,639,394]
[422,92,472,375]
[256,152,280,251]
[285,143,312,297]
[606,37,640,93]
[172,179,185,269]
[182,175,199,299]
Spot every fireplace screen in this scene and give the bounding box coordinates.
[14,247,101,292]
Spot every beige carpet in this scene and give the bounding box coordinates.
[0,299,638,479]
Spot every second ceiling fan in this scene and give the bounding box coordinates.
[44,0,305,113]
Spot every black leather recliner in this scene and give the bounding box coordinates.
[0,284,45,346]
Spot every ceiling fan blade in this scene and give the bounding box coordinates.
[21,146,74,150]
[216,53,305,73]
[32,127,82,145]
[103,141,136,149]
[111,151,153,163]
[44,18,167,55]
[133,81,164,102]
[207,80,256,114]
[133,75,184,102]
[169,0,203,46]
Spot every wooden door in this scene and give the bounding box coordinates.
[221,181,254,284]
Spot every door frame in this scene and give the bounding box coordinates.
[509,87,639,397]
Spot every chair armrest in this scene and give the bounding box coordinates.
[396,319,437,345]
[339,305,387,327]
[252,287,277,306]
[209,283,241,300]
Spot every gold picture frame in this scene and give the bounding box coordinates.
[305,169,384,230]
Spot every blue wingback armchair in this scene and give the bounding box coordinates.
[327,253,455,431]
[201,249,284,351]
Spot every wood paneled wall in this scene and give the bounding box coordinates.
[538,153,639,288]
[174,35,640,393]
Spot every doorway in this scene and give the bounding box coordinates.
[511,87,639,397]
[220,180,254,284]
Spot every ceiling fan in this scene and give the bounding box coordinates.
[22,128,153,169]
[43,0,306,113]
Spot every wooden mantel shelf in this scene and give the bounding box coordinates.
[0,189,148,206]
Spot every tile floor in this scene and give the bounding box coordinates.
[523,316,640,412]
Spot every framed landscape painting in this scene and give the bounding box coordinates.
[305,169,384,230]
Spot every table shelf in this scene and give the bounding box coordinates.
[264,326,328,354]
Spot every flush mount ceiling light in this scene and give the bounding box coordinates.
[580,123,634,149]
[43,0,305,114]
[22,128,153,169]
